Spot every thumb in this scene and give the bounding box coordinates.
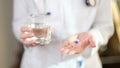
[88,38,96,47]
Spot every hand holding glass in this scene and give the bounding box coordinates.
[25,14,51,45]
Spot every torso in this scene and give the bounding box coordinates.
[21,0,102,68]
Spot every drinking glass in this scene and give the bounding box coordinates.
[26,14,51,45]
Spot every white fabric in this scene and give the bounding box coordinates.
[12,0,114,68]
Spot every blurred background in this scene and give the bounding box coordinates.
[0,0,120,68]
[0,0,23,68]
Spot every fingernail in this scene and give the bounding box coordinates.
[32,40,36,42]
[92,45,96,47]
[26,38,32,41]
[64,49,69,53]
[31,37,38,41]
[69,51,75,55]
[24,32,29,34]
[60,48,64,51]
[90,44,96,47]
[31,33,34,36]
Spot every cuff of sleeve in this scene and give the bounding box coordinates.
[88,29,105,56]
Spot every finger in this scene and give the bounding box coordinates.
[60,44,67,51]
[21,32,34,39]
[67,44,81,55]
[24,38,36,46]
[60,40,70,51]
[21,27,32,32]
[68,40,89,55]
[62,42,78,54]
[60,42,68,48]
[88,36,96,47]
[68,34,78,43]
[61,45,74,54]
[60,35,77,50]
[75,38,89,48]
[60,40,75,52]
[61,45,71,54]
[68,46,81,55]
[61,38,80,54]
[68,45,85,55]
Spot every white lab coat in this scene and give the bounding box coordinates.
[12,0,114,68]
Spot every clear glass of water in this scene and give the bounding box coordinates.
[26,14,51,45]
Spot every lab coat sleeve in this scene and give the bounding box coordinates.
[12,0,28,43]
[88,0,114,56]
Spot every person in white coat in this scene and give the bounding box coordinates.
[12,0,114,68]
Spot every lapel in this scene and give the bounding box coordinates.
[81,0,100,31]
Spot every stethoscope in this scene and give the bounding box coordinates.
[47,0,96,15]
[85,0,96,7]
